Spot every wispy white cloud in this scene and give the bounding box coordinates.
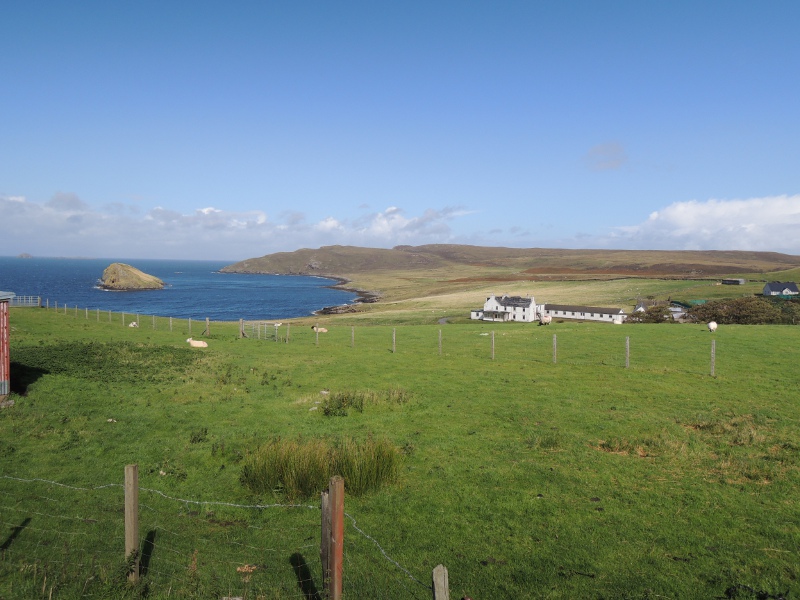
[5,191,798,260]
[0,193,472,260]
[586,195,800,253]
[584,142,627,171]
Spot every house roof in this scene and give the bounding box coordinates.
[0,291,16,302]
[544,304,625,314]
[491,295,534,308]
[763,281,799,294]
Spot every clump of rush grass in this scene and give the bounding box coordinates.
[321,387,412,416]
[240,436,400,499]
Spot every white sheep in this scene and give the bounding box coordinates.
[707,321,718,332]
[128,321,139,328]
[539,315,552,325]
[311,326,328,333]
[186,337,208,348]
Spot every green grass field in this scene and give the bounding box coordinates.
[1,307,799,599]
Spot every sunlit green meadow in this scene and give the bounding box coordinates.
[1,307,799,599]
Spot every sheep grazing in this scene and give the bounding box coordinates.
[186,337,208,348]
[311,326,328,333]
[707,321,718,333]
[128,321,139,328]
[539,315,552,326]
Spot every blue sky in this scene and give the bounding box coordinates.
[2,1,800,260]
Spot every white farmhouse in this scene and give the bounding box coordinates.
[471,294,538,322]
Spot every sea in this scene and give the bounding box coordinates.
[0,256,359,321]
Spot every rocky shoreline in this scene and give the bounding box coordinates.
[314,276,380,315]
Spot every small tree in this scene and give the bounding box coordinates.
[626,305,671,323]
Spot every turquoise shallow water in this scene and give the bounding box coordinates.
[0,257,357,321]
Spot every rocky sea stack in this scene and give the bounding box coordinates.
[100,263,164,291]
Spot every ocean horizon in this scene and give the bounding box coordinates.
[0,256,358,321]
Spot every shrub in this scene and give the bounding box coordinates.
[321,388,412,416]
[240,436,400,499]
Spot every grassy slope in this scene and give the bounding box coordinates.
[2,308,799,598]
[221,245,800,321]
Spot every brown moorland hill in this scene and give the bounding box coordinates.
[222,245,800,280]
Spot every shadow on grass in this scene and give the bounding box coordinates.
[290,553,321,600]
[1,517,31,551]
[140,530,157,576]
[10,362,48,395]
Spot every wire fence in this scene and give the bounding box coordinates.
[17,299,738,383]
[0,475,433,599]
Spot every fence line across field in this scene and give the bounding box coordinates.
[1,472,436,599]
[35,300,723,376]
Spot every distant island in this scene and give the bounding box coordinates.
[100,263,164,291]
[17,253,32,259]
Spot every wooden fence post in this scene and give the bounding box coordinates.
[169,316,173,332]
[188,318,192,335]
[136,314,140,328]
[152,315,155,330]
[553,334,557,364]
[124,464,140,582]
[239,319,244,339]
[122,313,125,327]
[46,299,49,310]
[711,339,716,377]
[393,328,396,353]
[439,329,442,356]
[287,323,290,343]
[96,308,99,322]
[329,476,344,600]
[432,564,450,600]
[316,323,319,346]
[204,317,210,336]
[625,336,630,369]
[320,489,330,592]
[108,309,112,323]
[85,307,88,319]
[75,305,78,318]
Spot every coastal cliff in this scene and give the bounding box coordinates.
[100,263,164,291]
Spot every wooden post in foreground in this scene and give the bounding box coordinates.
[169,316,173,332]
[122,313,125,327]
[321,476,344,600]
[433,564,450,600]
[351,326,354,348]
[553,334,557,364]
[392,328,396,353]
[204,317,210,336]
[239,319,244,339]
[124,464,140,582]
[491,331,495,360]
[438,329,442,356]
[188,318,192,335]
[316,323,319,346]
[286,323,290,343]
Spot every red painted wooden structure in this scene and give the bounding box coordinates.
[0,292,14,398]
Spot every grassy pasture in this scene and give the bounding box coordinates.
[1,308,799,599]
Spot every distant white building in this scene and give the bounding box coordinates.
[471,294,538,322]
[763,282,799,296]
[541,304,626,324]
